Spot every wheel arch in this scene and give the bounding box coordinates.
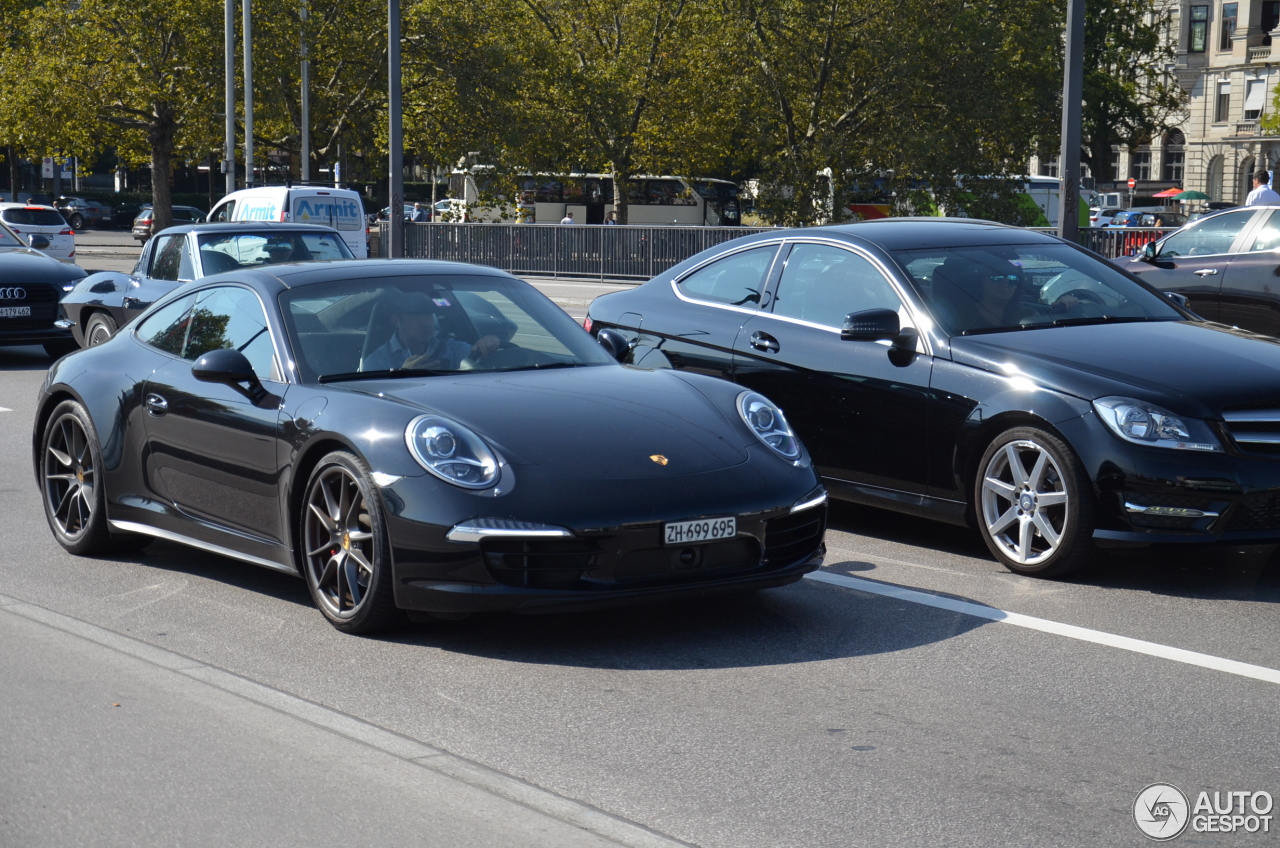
[956,410,1079,521]
[285,434,367,572]
[32,387,86,483]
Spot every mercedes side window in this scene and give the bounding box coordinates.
[677,245,777,308]
[183,286,278,381]
[1158,210,1256,258]
[771,244,902,329]
[135,294,196,356]
[149,234,189,282]
[1250,211,1280,252]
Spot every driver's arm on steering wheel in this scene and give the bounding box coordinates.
[469,334,502,359]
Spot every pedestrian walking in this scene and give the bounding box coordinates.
[560,211,576,224]
[411,202,429,223]
[604,211,618,225]
[1247,170,1280,205]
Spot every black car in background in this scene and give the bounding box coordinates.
[132,205,205,241]
[0,217,85,357]
[1118,206,1280,337]
[33,260,826,633]
[61,222,354,347]
[587,218,1280,578]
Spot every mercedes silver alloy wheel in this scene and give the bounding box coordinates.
[303,464,377,621]
[980,439,1069,567]
[44,412,96,540]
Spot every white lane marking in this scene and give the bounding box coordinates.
[806,571,1280,686]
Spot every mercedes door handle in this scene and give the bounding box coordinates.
[1194,269,1219,277]
[750,331,780,353]
[145,393,169,416]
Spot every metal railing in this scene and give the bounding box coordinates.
[374,222,1177,279]
[378,222,772,280]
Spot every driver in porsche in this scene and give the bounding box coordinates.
[363,292,501,371]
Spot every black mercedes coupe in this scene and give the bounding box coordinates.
[586,218,1280,578]
[33,260,827,633]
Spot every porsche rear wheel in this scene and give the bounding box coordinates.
[301,451,398,633]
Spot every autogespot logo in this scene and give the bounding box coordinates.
[1135,783,1190,840]
[0,287,27,300]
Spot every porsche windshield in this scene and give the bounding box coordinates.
[894,243,1184,335]
[280,274,616,382]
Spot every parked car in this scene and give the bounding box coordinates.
[587,218,1280,578]
[54,196,113,230]
[0,203,76,262]
[0,215,85,357]
[62,222,353,347]
[33,259,827,633]
[1090,207,1125,227]
[1124,211,1187,228]
[1118,205,1280,337]
[132,205,204,242]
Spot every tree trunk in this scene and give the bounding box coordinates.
[611,164,630,225]
[148,107,177,233]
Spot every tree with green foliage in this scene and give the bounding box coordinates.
[1080,0,1185,185]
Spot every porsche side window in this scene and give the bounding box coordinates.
[149,234,188,282]
[678,246,777,308]
[1158,210,1254,258]
[183,286,277,380]
[771,244,901,329]
[135,294,196,356]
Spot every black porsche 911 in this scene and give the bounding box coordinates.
[33,260,827,633]
[587,218,1280,578]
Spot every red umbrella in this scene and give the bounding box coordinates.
[1152,188,1184,198]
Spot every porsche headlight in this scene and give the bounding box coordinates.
[405,414,500,488]
[1093,397,1222,452]
[737,391,801,459]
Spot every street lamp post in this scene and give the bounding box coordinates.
[301,0,310,182]
[224,0,235,195]
[387,0,404,258]
[1056,0,1085,242]
[244,0,254,188]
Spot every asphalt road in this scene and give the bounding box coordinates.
[4,238,1280,845]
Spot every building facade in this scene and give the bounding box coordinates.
[1032,0,1280,205]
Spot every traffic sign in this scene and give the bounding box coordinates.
[1128,177,1137,188]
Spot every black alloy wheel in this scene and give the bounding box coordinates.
[301,451,398,633]
[85,313,117,347]
[42,401,116,555]
[974,426,1095,578]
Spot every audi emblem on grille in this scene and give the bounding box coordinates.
[0,287,27,300]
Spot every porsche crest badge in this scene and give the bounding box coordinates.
[649,454,669,466]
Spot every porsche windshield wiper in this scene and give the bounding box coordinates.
[318,368,452,383]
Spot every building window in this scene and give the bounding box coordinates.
[1265,1,1280,45]
[1109,149,1121,181]
[1216,80,1232,122]
[1039,155,1059,178]
[1190,6,1209,51]
[1163,131,1185,182]
[1245,79,1267,119]
[1222,2,1238,50]
[1131,152,1152,181]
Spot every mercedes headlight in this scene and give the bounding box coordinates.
[405,414,500,488]
[737,391,801,460]
[1092,397,1222,452]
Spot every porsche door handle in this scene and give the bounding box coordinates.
[145,393,169,415]
[1194,269,1219,277]
[750,331,780,353]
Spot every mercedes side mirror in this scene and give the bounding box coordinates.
[841,308,900,342]
[192,348,278,407]
[28,234,50,250]
[1164,291,1191,309]
[1141,242,1157,262]
[596,327,632,362]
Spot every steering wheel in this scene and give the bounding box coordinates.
[459,342,527,371]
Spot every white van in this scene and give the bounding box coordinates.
[208,186,367,258]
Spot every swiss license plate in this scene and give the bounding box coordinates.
[0,306,30,318]
[664,517,736,546]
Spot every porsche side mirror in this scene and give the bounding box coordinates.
[192,348,278,407]
[28,234,50,250]
[596,327,631,362]
[841,308,900,342]
[1141,242,1157,262]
